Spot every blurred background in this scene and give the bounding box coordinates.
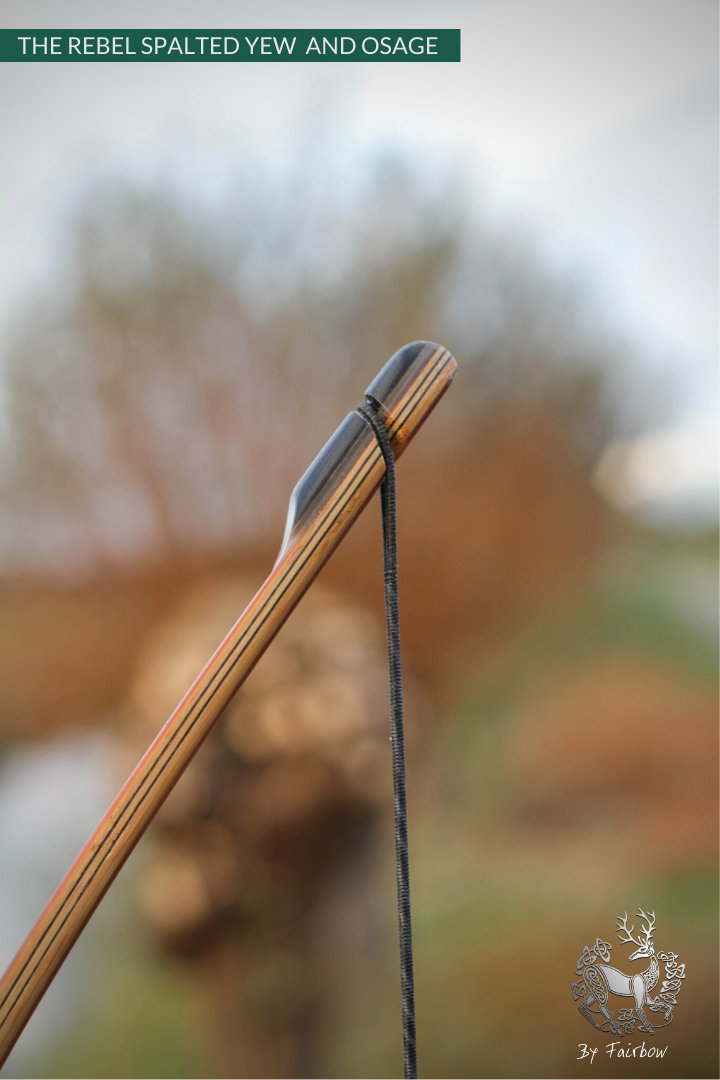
[0,1,717,1077]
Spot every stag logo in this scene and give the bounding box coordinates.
[572,910,686,1036]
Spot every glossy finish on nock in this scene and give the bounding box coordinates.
[280,341,453,553]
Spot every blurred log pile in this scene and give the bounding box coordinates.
[120,577,413,1078]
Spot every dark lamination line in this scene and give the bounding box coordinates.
[96,349,447,817]
[0,349,452,1027]
[94,348,446,824]
[0,350,451,1027]
[385,350,448,444]
[0,344,458,1078]
[53,349,448,874]
[0,445,382,1024]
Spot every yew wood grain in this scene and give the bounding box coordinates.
[0,345,456,1065]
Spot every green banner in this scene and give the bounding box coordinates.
[0,29,460,62]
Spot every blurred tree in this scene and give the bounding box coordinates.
[0,153,616,570]
[0,148,624,685]
[2,145,699,1080]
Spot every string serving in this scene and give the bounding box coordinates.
[357,401,417,1080]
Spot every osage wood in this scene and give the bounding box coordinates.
[0,344,456,1064]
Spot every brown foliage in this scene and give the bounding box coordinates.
[508,658,719,869]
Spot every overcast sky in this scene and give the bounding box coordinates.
[0,0,717,451]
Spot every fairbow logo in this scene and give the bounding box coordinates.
[572,909,686,1036]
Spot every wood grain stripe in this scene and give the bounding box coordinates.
[0,345,455,1063]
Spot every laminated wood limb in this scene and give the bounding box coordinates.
[0,340,456,1066]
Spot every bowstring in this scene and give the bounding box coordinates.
[357,401,416,1080]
